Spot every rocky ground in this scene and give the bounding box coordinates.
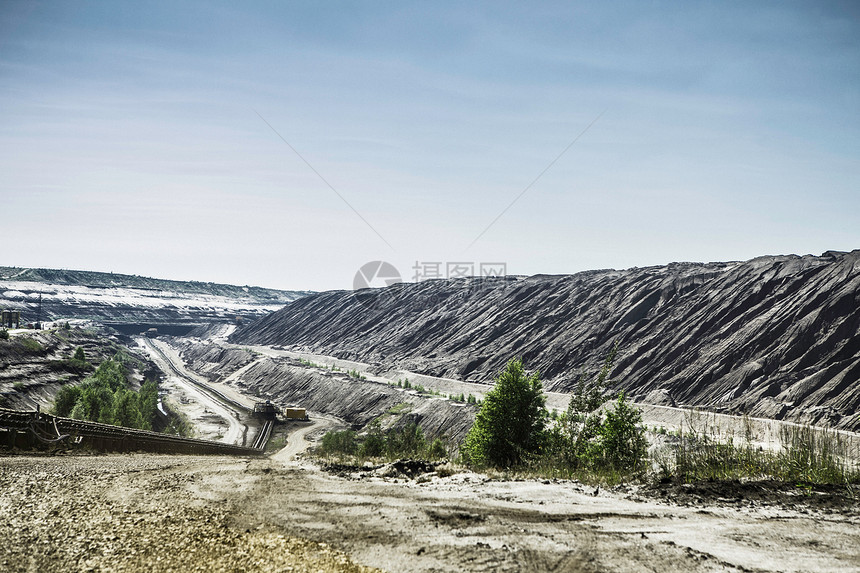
[0,453,379,573]
[2,426,858,573]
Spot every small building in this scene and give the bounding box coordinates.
[2,310,20,329]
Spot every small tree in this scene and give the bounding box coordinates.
[568,341,617,418]
[73,347,86,362]
[358,419,386,458]
[53,385,82,417]
[111,387,144,429]
[320,429,358,456]
[386,422,427,458]
[463,358,547,468]
[549,344,648,474]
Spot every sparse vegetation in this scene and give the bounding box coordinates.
[20,337,43,354]
[534,343,648,479]
[386,402,412,415]
[265,435,287,452]
[318,421,448,462]
[52,346,95,375]
[462,347,646,482]
[162,401,194,437]
[655,420,860,486]
[312,345,856,489]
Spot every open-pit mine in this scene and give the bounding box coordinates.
[2,254,859,572]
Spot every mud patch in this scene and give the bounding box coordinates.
[645,479,860,514]
[425,508,487,525]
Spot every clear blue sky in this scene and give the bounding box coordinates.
[2,1,858,291]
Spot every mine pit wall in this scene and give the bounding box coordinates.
[173,340,478,445]
[174,341,257,382]
[107,323,200,337]
[231,251,860,433]
[234,358,477,447]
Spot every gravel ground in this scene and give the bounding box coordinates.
[3,449,858,573]
[0,454,380,573]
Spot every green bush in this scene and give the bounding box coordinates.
[359,432,385,458]
[52,357,160,430]
[385,422,426,458]
[0,328,8,340]
[53,385,82,417]
[62,346,93,373]
[318,421,448,461]
[538,345,647,476]
[427,437,448,459]
[592,392,648,472]
[462,358,547,468]
[320,430,358,456]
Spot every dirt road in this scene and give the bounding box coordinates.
[271,415,340,463]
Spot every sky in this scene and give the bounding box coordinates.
[1,1,858,292]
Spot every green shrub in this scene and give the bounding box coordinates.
[63,346,93,373]
[592,392,648,472]
[318,421,449,461]
[427,437,448,459]
[20,337,43,353]
[385,422,426,458]
[0,329,8,340]
[359,432,385,458]
[462,358,547,468]
[52,357,159,431]
[53,385,82,417]
[536,345,647,477]
[320,430,358,456]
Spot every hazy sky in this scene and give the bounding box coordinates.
[2,1,858,291]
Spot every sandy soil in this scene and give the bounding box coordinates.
[2,419,857,573]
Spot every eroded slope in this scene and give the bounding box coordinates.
[232,251,860,430]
